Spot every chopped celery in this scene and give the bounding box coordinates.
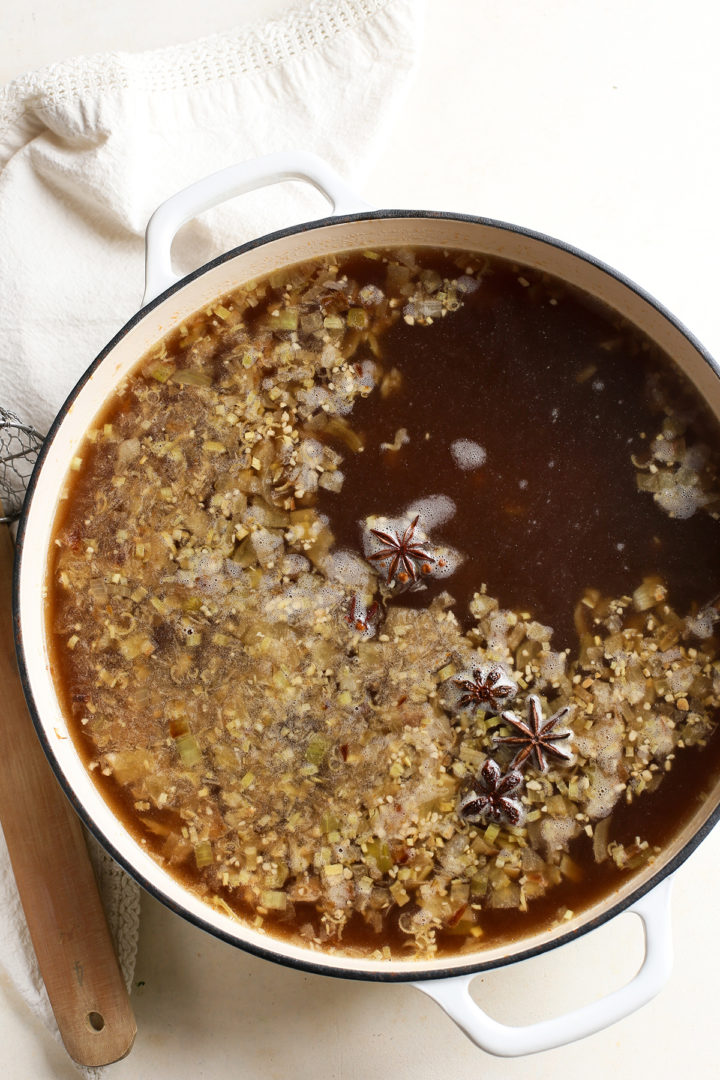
[306,735,328,765]
[149,364,174,383]
[270,308,298,331]
[347,307,368,329]
[365,839,392,874]
[320,812,341,834]
[194,841,213,869]
[170,369,213,387]
[260,890,287,910]
[175,734,202,766]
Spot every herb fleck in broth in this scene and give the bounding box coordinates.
[49,247,720,961]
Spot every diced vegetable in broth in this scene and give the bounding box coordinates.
[49,246,720,961]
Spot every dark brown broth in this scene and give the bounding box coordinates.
[49,247,720,956]
[310,252,720,952]
[324,254,720,646]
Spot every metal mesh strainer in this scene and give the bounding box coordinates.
[0,409,44,524]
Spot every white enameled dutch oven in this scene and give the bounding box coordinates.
[14,151,720,1057]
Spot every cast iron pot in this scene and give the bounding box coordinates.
[15,151,720,1057]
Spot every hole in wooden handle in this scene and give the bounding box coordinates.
[86,1011,105,1033]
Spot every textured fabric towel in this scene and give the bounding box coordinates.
[0,0,424,1072]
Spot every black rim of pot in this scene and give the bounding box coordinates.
[14,207,720,984]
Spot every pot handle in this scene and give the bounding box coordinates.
[412,875,674,1058]
[143,151,372,304]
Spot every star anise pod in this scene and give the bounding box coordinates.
[457,758,525,827]
[367,514,436,586]
[454,666,517,712]
[495,694,573,772]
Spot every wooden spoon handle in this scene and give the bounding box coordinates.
[0,523,136,1066]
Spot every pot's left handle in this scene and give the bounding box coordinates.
[412,876,674,1058]
[143,151,372,304]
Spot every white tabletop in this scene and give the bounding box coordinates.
[3,1,720,1076]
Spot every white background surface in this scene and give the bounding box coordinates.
[3,0,720,1076]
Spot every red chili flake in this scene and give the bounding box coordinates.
[66,525,84,551]
[345,595,379,635]
[339,743,349,761]
[396,695,408,707]
[447,903,468,928]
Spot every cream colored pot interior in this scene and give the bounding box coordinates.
[18,214,720,978]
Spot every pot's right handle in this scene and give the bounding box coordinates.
[143,151,372,305]
[412,875,674,1058]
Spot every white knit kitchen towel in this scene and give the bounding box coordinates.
[0,0,424,1072]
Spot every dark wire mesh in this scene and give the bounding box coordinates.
[0,408,44,523]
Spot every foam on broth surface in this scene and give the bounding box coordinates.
[48,247,720,960]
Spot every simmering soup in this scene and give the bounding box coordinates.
[48,247,720,960]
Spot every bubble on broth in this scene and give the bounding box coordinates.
[322,549,375,591]
[450,438,487,471]
[280,553,311,577]
[175,553,230,595]
[405,493,456,528]
[654,483,705,519]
